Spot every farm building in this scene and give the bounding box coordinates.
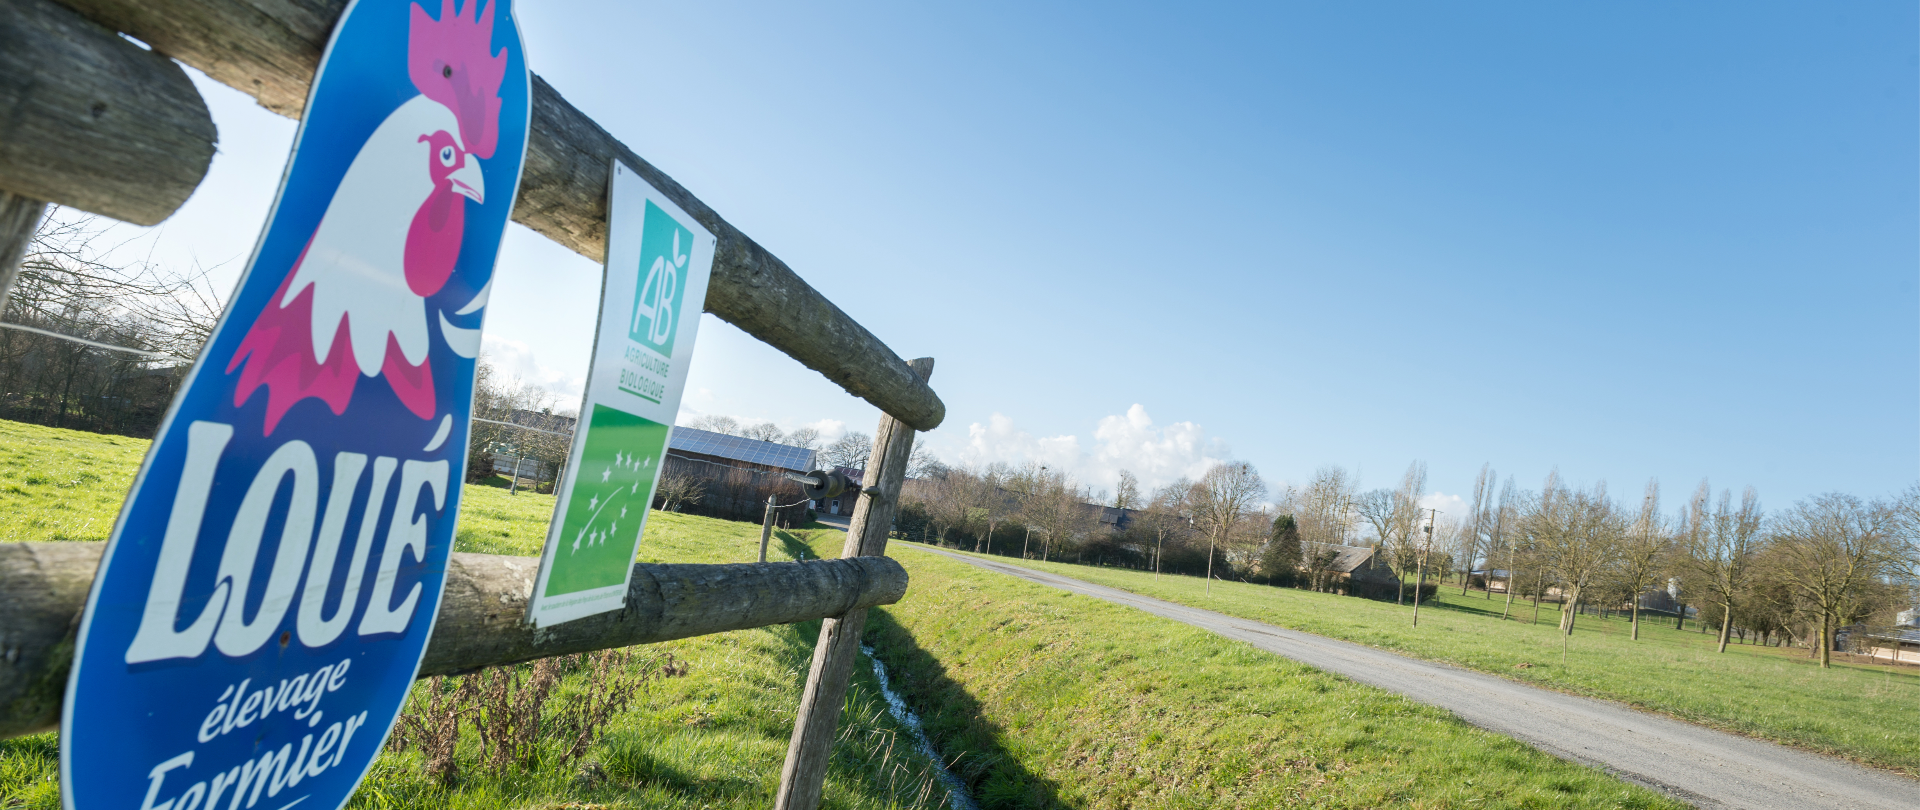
[1470,568,1514,593]
[481,409,579,487]
[658,426,818,525]
[1861,628,1920,666]
[1302,542,1400,595]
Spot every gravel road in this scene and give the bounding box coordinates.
[907,546,1919,810]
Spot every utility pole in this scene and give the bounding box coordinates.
[1501,534,1518,620]
[1413,508,1438,627]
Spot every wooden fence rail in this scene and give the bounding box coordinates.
[7,0,945,431]
[0,542,910,740]
[0,5,941,805]
[0,0,217,227]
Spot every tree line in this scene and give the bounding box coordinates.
[899,456,1920,667]
[897,461,1262,581]
[1438,465,1920,668]
[2,213,223,436]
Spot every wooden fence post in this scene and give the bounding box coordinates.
[0,191,45,312]
[775,357,932,810]
[760,493,777,562]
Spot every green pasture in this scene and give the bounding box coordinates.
[937,546,1920,777]
[0,419,146,542]
[0,422,950,809]
[0,418,1833,807]
[864,541,1685,809]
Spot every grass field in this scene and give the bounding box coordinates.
[930,546,1920,777]
[865,543,1685,809]
[0,421,954,810]
[0,418,1839,806]
[0,419,146,543]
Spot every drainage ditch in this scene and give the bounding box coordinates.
[861,643,979,810]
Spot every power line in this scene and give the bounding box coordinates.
[472,416,574,438]
[0,321,190,363]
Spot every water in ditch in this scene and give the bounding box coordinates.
[861,643,979,810]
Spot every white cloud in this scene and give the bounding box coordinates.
[803,418,850,443]
[1418,491,1470,520]
[956,405,1228,493]
[481,335,585,400]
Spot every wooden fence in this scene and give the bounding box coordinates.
[0,1,942,807]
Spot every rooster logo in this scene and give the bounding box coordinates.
[229,0,507,434]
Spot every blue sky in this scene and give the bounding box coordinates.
[118,1,1917,510]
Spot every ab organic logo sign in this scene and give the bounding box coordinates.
[526,165,713,629]
[628,201,692,358]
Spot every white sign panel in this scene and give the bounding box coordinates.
[526,161,715,627]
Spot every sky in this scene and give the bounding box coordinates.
[94,1,1917,514]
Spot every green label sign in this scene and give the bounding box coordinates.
[527,162,714,627]
[628,201,691,358]
[545,405,670,596]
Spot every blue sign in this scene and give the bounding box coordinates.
[60,2,528,808]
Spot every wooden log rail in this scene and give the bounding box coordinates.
[0,7,942,806]
[0,542,911,740]
[8,0,945,431]
[0,0,217,226]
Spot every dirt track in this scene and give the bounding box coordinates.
[908,546,1919,810]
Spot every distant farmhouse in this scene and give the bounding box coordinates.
[1300,542,1400,596]
[482,409,578,486]
[657,425,818,525]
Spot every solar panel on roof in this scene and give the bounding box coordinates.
[667,425,815,471]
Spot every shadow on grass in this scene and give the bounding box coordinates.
[777,530,823,561]
[863,609,1063,810]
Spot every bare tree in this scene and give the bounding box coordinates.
[907,441,947,479]
[1114,469,1141,510]
[913,470,971,546]
[685,415,740,435]
[1390,462,1429,603]
[466,356,575,492]
[739,422,786,442]
[966,463,1017,554]
[1771,493,1911,668]
[820,431,873,470]
[1527,478,1625,636]
[1459,464,1494,595]
[1494,477,1523,616]
[1682,481,1766,654]
[1613,479,1671,641]
[784,426,822,452]
[1,212,231,435]
[655,471,705,512]
[1189,461,1267,595]
[1355,463,1426,604]
[1302,544,1343,592]
[1141,479,1192,575]
[1018,468,1097,563]
[1297,465,1359,547]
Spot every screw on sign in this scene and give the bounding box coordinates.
[59,2,529,809]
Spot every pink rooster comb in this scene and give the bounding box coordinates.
[409,0,508,159]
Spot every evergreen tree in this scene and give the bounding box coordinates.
[1262,514,1303,587]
